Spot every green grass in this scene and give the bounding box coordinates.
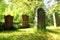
[46,27,60,40]
[0,27,60,40]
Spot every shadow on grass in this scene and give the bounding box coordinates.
[0,28,49,40]
[34,29,48,40]
[0,32,48,40]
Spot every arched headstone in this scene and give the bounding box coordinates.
[4,15,14,30]
[35,7,46,29]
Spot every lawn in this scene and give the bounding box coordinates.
[0,27,60,40]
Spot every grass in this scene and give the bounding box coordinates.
[46,27,60,40]
[0,26,60,40]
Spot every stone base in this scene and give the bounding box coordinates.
[20,25,29,29]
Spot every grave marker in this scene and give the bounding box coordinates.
[53,12,60,27]
[22,15,29,28]
[35,7,46,29]
[4,15,13,30]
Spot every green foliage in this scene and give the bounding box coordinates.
[1,0,60,27]
[45,0,60,26]
[0,1,8,22]
[46,14,53,26]
[0,0,43,28]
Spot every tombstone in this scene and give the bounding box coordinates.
[4,15,14,30]
[53,12,59,27]
[22,15,29,28]
[35,7,46,29]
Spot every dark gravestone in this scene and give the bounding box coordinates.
[22,15,29,28]
[37,8,46,29]
[53,12,60,27]
[4,15,14,30]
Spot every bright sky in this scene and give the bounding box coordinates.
[43,0,57,9]
[4,0,9,4]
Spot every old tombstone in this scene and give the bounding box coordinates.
[22,15,29,28]
[4,15,14,30]
[35,7,46,29]
[53,12,60,27]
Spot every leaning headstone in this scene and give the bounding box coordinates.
[35,7,46,29]
[53,12,59,27]
[22,15,29,28]
[4,15,14,30]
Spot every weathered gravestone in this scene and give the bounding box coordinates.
[53,12,60,27]
[22,15,29,28]
[35,7,46,29]
[4,15,14,30]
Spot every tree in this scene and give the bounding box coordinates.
[0,0,8,22]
